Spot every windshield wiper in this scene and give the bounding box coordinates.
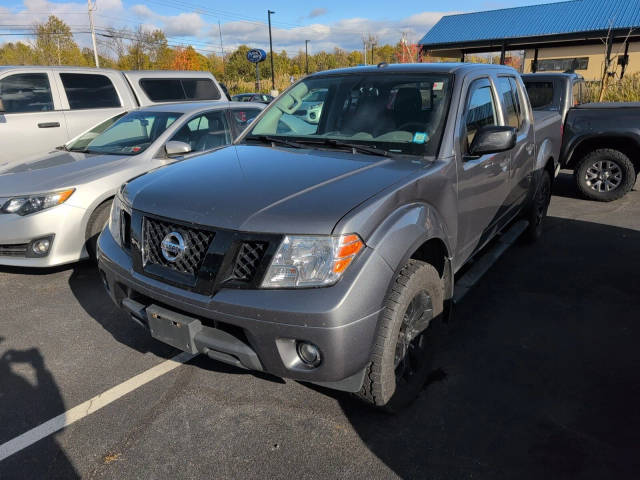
[247,135,305,149]
[297,138,393,158]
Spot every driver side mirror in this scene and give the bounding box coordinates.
[165,140,192,158]
[468,125,516,157]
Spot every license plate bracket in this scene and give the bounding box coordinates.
[147,304,202,354]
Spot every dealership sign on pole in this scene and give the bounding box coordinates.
[247,48,267,90]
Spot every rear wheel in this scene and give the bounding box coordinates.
[85,200,112,261]
[575,149,636,202]
[356,260,444,412]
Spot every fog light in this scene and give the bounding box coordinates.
[31,238,51,255]
[296,341,321,367]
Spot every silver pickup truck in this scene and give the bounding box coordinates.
[0,67,227,166]
[99,63,557,410]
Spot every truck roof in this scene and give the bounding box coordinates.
[309,62,519,77]
[522,72,584,80]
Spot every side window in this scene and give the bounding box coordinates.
[230,108,262,131]
[0,73,54,113]
[171,110,231,153]
[140,79,221,102]
[181,79,221,101]
[464,79,497,148]
[60,73,120,110]
[496,77,519,129]
[572,81,583,106]
[140,79,183,102]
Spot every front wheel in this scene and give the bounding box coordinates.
[356,260,444,412]
[525,170,551,242]
[575,149,636,202]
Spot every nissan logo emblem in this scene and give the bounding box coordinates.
[161,231,186,262]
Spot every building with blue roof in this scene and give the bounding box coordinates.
[419,0,640,81]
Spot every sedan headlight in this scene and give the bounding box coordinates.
[261,234,364,288]
[1,189,75,216]
[109,195,123,247]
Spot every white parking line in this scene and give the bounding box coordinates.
[0,351,196,462]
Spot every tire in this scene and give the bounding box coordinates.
[575,149,636,202]
[85,200,112,260]
[356,259,444,412]
[525,170,551,243]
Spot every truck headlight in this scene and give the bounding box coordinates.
[1,189,75,216]
[109,195,123,247]
[261,234,364,288]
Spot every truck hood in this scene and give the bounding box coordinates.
[0,150,134,197]
[125,145,424,234]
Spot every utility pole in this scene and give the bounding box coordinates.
[88,0,100,67]
[305,39,309,74]
[362,36,367,65]
[267,10,275,91]
[218,19,224,73]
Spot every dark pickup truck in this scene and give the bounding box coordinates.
[98,63,554,410]
[523,73,639,201]
[562,103,640,201]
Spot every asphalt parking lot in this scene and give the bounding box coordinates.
[1,172,639,480]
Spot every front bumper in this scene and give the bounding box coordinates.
[97,227,394,391]
[0,204,88,267]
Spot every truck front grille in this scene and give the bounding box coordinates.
[231,242,267,281]
[0,243,28,257]
[142,217,213,276]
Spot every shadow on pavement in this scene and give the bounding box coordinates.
[67,263,176,358]
[0,339,79,478]
[336,217,640,479]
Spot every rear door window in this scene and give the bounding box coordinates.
[0,73,54,113]
[572,81,583,106]
[171,110,231,153]
[230,108,262,132]
[139,79,221,102]
[496,77,519,129]
[60,73,121,110]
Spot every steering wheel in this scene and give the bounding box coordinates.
[396,122,426,133]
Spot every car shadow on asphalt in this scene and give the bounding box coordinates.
[67,262,177,358]
[0,339,79,478]
[318,216,640,479]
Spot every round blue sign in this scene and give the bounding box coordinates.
[247,48,267,63]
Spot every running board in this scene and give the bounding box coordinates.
[452,220,529,304]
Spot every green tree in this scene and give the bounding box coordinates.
[33,16,86,66]
[0,42,36,65]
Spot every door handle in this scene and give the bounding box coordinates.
[38,122,60,128]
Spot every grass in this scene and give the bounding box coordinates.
[583,73,640,102]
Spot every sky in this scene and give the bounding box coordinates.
[0,0,565,55]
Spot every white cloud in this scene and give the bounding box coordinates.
[1,0,454,56]
[214,11,454,54]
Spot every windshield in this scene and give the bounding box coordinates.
[244,73,452,156]
[67,111,182,155]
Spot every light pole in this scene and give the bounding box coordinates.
[305,39,309,74]
[268,10,275,91]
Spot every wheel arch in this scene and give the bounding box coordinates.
[366,203,454,300]
[566,135,640,171]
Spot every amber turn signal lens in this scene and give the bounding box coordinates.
[332,234,365,273]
